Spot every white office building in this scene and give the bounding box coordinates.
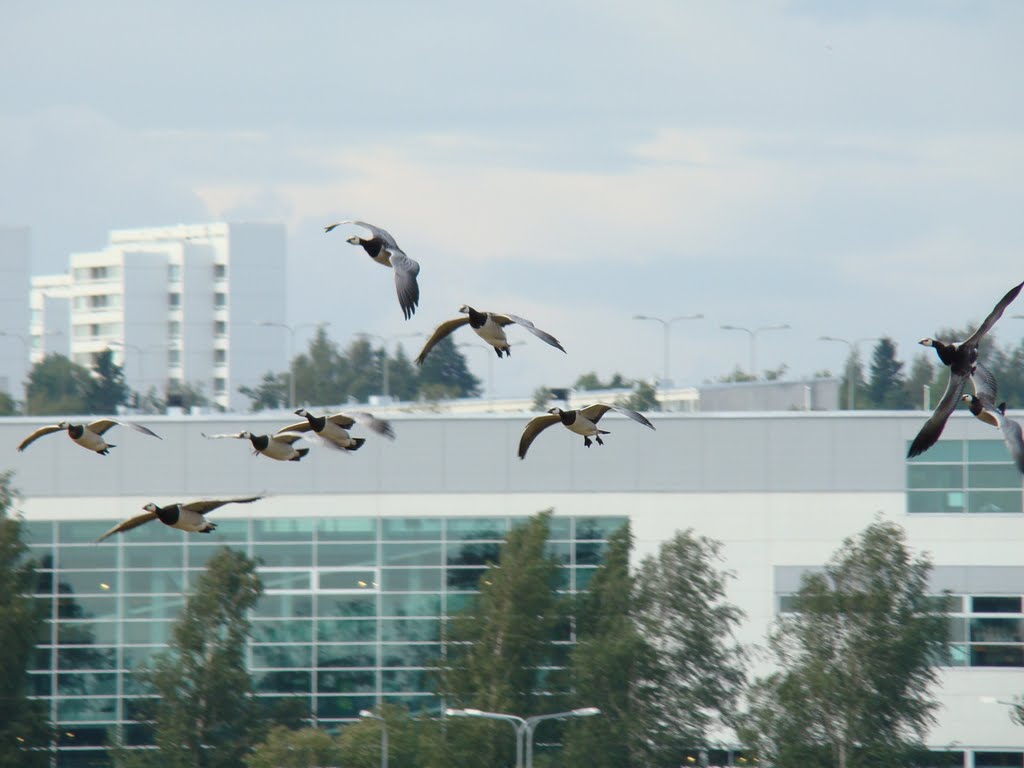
[32,222,287,411]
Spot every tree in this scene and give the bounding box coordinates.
[85,348,130,413]
[717,366,757,383]
[0,391,17,415]
[384,343,419,401]
[575,371,629,391]
[618,380,660,412]
[336,704,435,768]
[739,519,949,768]
[246,725,343,768]
[238,372,289,412]
[417,336,480,400]
[902,353,934,411]
[166,381,211,411]
[436,511,566,767]
[866,337,910,408]
[291,326,348,405]
[0,472,52,767]
[563,523,658,768]
[124,548,264,768]
[633,530,747,764]
[24,353,92,415]
[838,349,868,409]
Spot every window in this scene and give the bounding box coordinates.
[168,293,181,308]
[907,440,1023,514]
[214,349,226,364]
[214,293,227,308]
[167,349,180,365]
[168,264,181,281]
[168,321,182,338]
[214,321,227,337]
[214,263,226,279]
[214,377,226,394]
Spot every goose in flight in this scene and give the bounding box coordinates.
[415,305,565,365]
[325,220,420,319]
[202,430,310,462]
[277,409,395,452]
[17,419,161,455]
[518,404,655,459]
[95,495,265,542]
[908,279,1024,458]
[961,372,1024,474]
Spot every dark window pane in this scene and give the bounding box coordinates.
[58,672,117,696]
[58,620,116,645]
[971,645,1024,667]
[29,673,51,696]
[123,723,156,747]
[318,644,377,668]
[121,646,159,668]
[575,568,597,591]
[574,517,627,540]
[57,697,117,722]
[382,518,442,541]
[973,596,1022,613]
[317,619,376,643]
[381,594,441,617]
[255,670,311,694]
[970,618,1024,643]
[252,644,312,669]
[319,570,377,591]
[967,490,1022,514]
[316,594,376,618]
[575,542,605,565]
[382,542,442,567]
[974,753,1024,768]
[253,619,313,643]
[317,517,378,541]
[445,517,508,540]
[446,568,487,591]
[545,541,571,564]
[317,670,376,692]
[445,593,476,614]
[254,594,313,618]
[907,465,962,490]
[380,619,440,642]
[381,693,439,713]
[316,695,376,719]
[381,643,441,667]
[58,596,117,620]
[382,669,430,692]
[447,542,500,566]
[317,543,377,567]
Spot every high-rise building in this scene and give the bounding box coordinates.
[32,222,287,411]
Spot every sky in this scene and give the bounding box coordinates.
[3,1,1024,399]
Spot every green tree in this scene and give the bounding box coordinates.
[343,337,381,402]
[0,391,17,415]
[575,371,629,391]
[384,343,419,401]
[866,337,910,408]
[717,366,757,383]
[739,519,949,768]
[124,548,264,768]
[618,380,660,412]
[436,511,566,767]
[634,530,747,764]
[291,326,348,405]
[166,381,211,411]
[417,336,480,400]
[563,523,658,768]
[902,353,934,411]
[337,704,435,768]
[85,348,130,413]
[24,353,92,415]
[238,372,289,412]
[837,349,868,409]
[0,472,52,767]
[246,725,343,768]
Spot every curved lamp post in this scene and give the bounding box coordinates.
[817,335,879,410]
[719,323,790,378]
[445,706,600,768]
[632,313,703,387]
[359,709,388,768]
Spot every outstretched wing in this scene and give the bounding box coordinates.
[182,495,265,516]
[517,413,562,459]
[87,419,161,439]
[16,424,64,452]
[274,432,306,446]
[325,220,400,250]
[415,317,472,365]
[389,248,421,320]
[580,403,656,429]
[326,414,357,429]
[996,410,1024,474]
[907,372,968,458]
[201,432,247,440]
[95,512,159,543]
[277,421,313,434]
[494,314,566,353]
[964,280,1024,346]
[350,412,396,440]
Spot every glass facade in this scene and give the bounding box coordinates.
[24,513,625,767]
[907,440,1023,514]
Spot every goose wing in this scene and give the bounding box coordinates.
[95,512,159,543]
[907,372,968,458]
[201,432,247,440]
[996,410,1024,474]
[964,280,1024,346]
[415,317,472,365]
[492,313,566,353]
[580,403,656,430]
[972,363,998,406]
[16,424,64,452]
[349,412,395,439]
[86,419,161,439]
[277,421,313,434]
[326,413,357,429]
[389,247,421,320]
[274,432,306,446]
[182,495,265,516]
[517,413,562,459]
[325,220,400,250]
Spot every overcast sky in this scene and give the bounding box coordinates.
[3,1,1023,398]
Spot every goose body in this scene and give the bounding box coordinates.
[909,280,1024,458]
[202,430,310,461]
[279,409,395,452]
[95,496,264,542]
[415,305,565,365]
[518,403,655,459]
[325,220,420,319]
[17,419,161,455]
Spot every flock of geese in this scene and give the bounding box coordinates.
[12,219,1024,539]
[13,220,657,541]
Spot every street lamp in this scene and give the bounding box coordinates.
[445,706,600,768]
[719,323,790,378]
[259,321,328,408]
[359,709,388,768]
[358,332,423,401]
[817,336,879,410]
[632,313,703,387]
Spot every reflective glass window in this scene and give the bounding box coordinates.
[382,518,442,541]
[319,570,377,592]
[123,594,186,620]
[121,646,160,668]
[907,491,965,514]
[57,697,117,722]
[544,541,571,564]
[254,593,313,618]
[318,517,377,541]
[967,491,1022,514]
[255,670,312,694]
[971,645,1024,666]
[972,596,1022,613]
[974,752,1024,767]
[58,521,118,544]
[446,567,487,591]
[381,594,441,617]
[574,517,628,540]
[907,465,963,490]
[445,517,508,540]
[317,669,376,692]
[186,543,247,568]
[254,518,314,542]
[906,441,962,462]
[24,520,54,544]
[381,643,441,667]
[58,595,117,621]
[316,594,376,618]
[970,618,1024,643]
[380,568,442,592]
[446,542,500,566]
[380,619,440,643]
[968,440,1016,462]
[317,619,376,643]
[968,464,1023,489]
[382,669,430,692]
[382,542,442,567]
[56,547,116,570]
[58,621,116,645]
[254,543,313,567]
[252,644,313,669]
[122,620,173,645]
[318,644,377,668]
[58,672,117,696]
[124,546,183,569]
[252,619,313,643]
[260,570,312,592]
[316,695,376,720]
[124,570,184,593]
[317,542,377,567]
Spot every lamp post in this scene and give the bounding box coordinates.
[108,340,144,393]
[358,332,422,401]
[359,709,388,768]
[817,336,879,410]
[632,313,704,387]
[259,321,327,408]
[445,706,600,768]
[719,323,790,378]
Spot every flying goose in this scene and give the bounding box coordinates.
[518,404,655,459]
[963,394,1024,475]
[324,220,420,319]
[17,419,162,455]
[908,279,1024,458]
[415,305,566,365]
[202,430,310,461]
[95,495,264,542]
[277,408,395,452]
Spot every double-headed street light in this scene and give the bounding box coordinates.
[719,323,790,378]
[445,706,600,768]
[817,335,880,410]
[359,709,388,768]
[259,321,329,408]
[632,313,704,387]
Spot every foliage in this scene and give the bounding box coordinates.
[763,363,789,381]
[739,519,949,768]
[717,366,757,383]
[436,510,567,767]
[292,326,349,406]
[238,371,289,412]
[866,337,911,408]
[383,343,419,401]
[532,386,553,410]
[0,472,52,767]
[633,529,747,763]
[24,353,92,415]
[245,725,343,768]
[85,348,130,413]
[617,380,660,412]
[166,381,211,411]
[902,353,934,411]
[0,391,17,415]
[575,371,629,391]
[337,704,436,768]
[124,548,264,768]
[417,335,481,400]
